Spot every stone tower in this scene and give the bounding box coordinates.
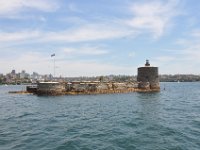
[137,60,160,91]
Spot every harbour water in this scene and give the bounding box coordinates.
[0,82,200,150]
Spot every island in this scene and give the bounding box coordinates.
[10,60,160,96]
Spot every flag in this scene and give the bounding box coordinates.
[51,53,55,57]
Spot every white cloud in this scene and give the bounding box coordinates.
[59,17,88,25]
[1,0,181,43]
[67,3,82,13]
[0,0,59,16]
[0,30,40,42]
[62,45,109,56]
[190,30,200,37]
[38,16,47,22]
[0,23,136,43]
[154,56,175,62]
[42,24,136,42]
[57,61,136,77]
[154,29,200,74]
[128,52,136,58]
[126,0,181,38]
[181,45,200,60]
[175,30,200,60]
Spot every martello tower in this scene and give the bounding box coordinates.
[137,60,160,91]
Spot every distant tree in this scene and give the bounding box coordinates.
[3,77,7,83]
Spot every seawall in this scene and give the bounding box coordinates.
[24,81,160,96]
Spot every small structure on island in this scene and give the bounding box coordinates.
[37,82,65,95]
[137,60,160,91]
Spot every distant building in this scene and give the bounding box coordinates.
[20,70,26,79]
[11,70,16,79]
[20,70,30,79]
[11,70,16,75]
[31,72,39,80]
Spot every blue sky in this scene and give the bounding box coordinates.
[1,0,200,77]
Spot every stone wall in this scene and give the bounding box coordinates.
[30,80,158,96]
[37,82,65,95]
[137,67,160,90]
[65,82,138,94]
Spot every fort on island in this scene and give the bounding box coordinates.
[11,60,160,95]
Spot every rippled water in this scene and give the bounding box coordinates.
[0,83,200,150]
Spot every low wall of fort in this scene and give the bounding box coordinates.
[65,82,139,94]
[37,82,66,95]
[14,81,160,96]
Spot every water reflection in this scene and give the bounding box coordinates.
[135,92,162,122]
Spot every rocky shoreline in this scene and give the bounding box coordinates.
[9,81,160,96]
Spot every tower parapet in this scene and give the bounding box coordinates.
[137,60,160,91]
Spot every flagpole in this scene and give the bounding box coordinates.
[54,56,55,79]
[51,53,56,80]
